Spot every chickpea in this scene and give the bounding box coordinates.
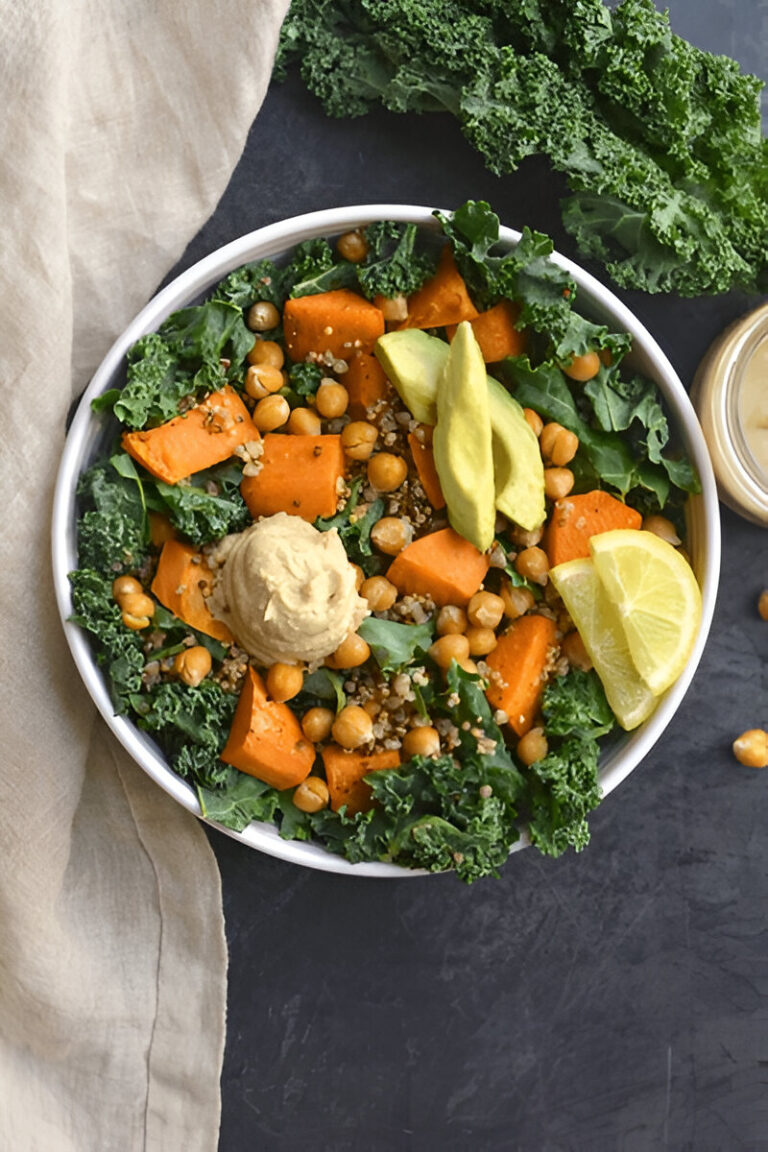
[287,406,322,436]
[370,516,410,556]
[315,380,349,419]
[539,423,579,467]
[436,605,468,636]
[642,515,681,546]
[544,467,575,500]
[517,727,549,766]
[122,612,151,631]
[244,365,269,400]
[429,633,471,669]
[350,564,365,591]
[377,293,408,322]
[246,363,284,396]
[457,657,479,676]
[361,575,398,611]
[292,776,330,813]
[467,590,505,630]
[266,662,304,702]
[301,707,335,744]
[402,726,441,758]
[328,632,370,669]
[336,229,369,263]
[465,626,497,656]
[247,300,280,332]
[332,705,374,750]
[508,523,543,549]
[252,394,290,432]
[499,581,536,619]
[562,630,592,672]
[733,729,768,768]
[759,591,768,621]
[119,592,155,631]
[515,546,549,586]
[562,350,601,381]
[247,339,284,369]
[112,575,142,602]
[341,420,378,460]
[173,645,212,687]
[367,452,408,492]
[523,407,543,437]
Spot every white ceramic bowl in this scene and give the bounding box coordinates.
[52,205,721,877]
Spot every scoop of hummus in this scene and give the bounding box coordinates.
[209,512,369,666]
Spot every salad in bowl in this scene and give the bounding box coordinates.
[54,201,718,881]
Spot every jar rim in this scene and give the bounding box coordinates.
[692,302,768,526]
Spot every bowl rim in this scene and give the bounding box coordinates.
[52,202,721,878]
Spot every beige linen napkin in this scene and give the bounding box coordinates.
[0,1,288,1148]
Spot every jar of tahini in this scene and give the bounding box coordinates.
[692,302,768,526]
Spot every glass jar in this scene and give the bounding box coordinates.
[691,302,768,526]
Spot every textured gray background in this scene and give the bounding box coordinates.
[162,4,768,1149]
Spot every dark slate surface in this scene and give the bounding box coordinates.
[160,7,768,1148]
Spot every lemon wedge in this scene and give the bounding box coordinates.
[589,529,702,696]
[549,557,658,731]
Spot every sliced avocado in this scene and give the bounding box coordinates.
[433,322,496,552]
[374,327,546,532]
[374,328,446,424]
[486,377,546,531]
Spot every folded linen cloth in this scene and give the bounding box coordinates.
[0,2,288,1148]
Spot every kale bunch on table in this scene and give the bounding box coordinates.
[276,0,768,296]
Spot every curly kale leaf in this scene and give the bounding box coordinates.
[286,238,359,297]
[526,736,603,857]
[279,0,768,295]
[314,476,386,575]
[111,301,253,429]
[76,455,149,572]
[174,744,233,791]
[277,0,492,117]
[149,463,250,545]
[288,361,325,397]
[542,668,615,740]
[198,768,283,833]
[212,258,286,311]
[68,569,146,711]
[130,678,237,754]
[436,200,633,358]
[357,221,438,301]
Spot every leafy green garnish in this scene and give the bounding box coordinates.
[278,0,768,296]
[129,678,237,754]
[198,769,281,832]
[291,667,347,714]
[525,736,602,857]
[357,221,438,301]
[76,457,149,571]
[314,477,386,575]
[149,463,250,545]
[495,355,699,504]
[109,301,253,430]
[288,361,325,397]
[542,668,615,740]
[68,569,146,710]
[357,617,434,674]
